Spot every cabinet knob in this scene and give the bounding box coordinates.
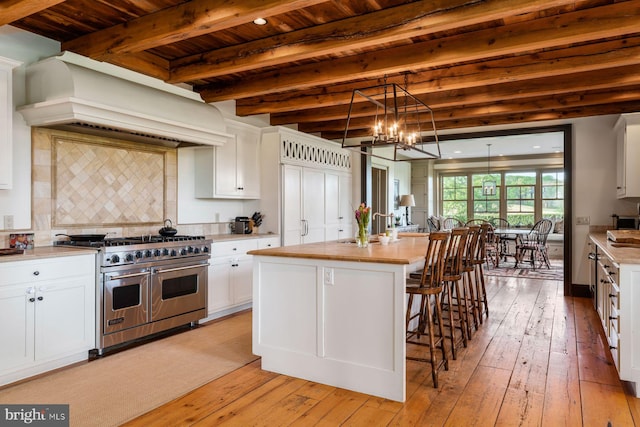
[29,297,35,303]
[33,271,40,276]
[37,296,44,301]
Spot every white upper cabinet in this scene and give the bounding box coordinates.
[194,121,260,199]
[0,56,22,190]
[615,113,640,199]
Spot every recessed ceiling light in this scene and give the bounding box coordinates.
[253,18,267,25]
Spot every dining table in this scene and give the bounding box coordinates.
[493,228,532,266]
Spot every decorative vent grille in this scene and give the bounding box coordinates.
[281,137,351,171]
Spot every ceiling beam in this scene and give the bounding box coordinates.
[62,0,328,58]
[301,86,640,135]
[168,0,577,82]
[0,0,66,26]
[319,101,640,140]
[199,1,640,102]
[239,36,640,117]
[270,65,640,126]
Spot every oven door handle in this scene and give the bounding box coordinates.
[152,264,209,274]
[106,270,149,280]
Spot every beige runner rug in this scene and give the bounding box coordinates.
[0,311,257,427]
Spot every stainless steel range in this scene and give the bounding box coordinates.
[56,235,211,355]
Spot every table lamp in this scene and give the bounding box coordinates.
[399,194,415,225]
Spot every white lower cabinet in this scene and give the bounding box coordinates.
[0,253,96,386]
[207,236,279,319]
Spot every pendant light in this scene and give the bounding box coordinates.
[482,143,496,196]
[341,74,440,161]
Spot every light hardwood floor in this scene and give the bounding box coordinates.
[125,273,640,426]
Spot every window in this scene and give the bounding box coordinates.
[441,175,467,222]
[438,168,564,226]
[472,173,500,222]
[542,171,564,219]
[505,172,536,226]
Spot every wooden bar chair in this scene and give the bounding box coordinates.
[473,223,491,324]
[405,231,449,388]
[461,225,481,337]
[439,227,470,358]
[409,227,470,359]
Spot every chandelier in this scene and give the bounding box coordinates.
[482,143,497,196]
[341,77,440,162]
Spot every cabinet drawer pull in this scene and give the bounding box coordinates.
[610,345,618,350]
[609,316,618,320]
[609,294,617,298]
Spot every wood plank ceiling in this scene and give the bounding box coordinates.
[5,0,640,140]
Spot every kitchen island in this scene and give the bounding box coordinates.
[589,231,640,397]
[248,235,429,402]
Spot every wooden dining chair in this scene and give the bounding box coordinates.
[443,217,463,229]
[515,219,554,269]
[405,231,449,388]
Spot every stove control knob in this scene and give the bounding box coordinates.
[163,248,170,256]
[154,249,161,257]
[110,254,120,264]
[170,249,177,257]
[203,246,209,253]
[180,248,187,256]
[125,253,134,262]
[188,246,194,253]
[135,251,143,259]
[194,247,200,254]
[145,250,152,258]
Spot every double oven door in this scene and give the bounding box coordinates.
[102,258,208,337]
[103,267,150,335]
[150,260,207,322]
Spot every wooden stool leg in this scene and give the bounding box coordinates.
[451,279,468,348]
[475,264,489,320]
[434,293,449,372]
[464,271,479,336]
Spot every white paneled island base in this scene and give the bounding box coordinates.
[249,236,429,402]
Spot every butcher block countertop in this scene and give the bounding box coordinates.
[590,232,640,264]
[247,234,430,265]
[0,246,98,263]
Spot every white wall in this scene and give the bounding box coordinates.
[0,26,59,231]
[176,147,260,228]
[571,115,637,284]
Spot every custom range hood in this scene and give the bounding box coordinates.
[18,53,231,147]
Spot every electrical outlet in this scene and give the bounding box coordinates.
[324,268,334,285]
[3,215,13,230]
[576,216,590,225]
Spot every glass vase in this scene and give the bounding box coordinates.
[356,227,369,248]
